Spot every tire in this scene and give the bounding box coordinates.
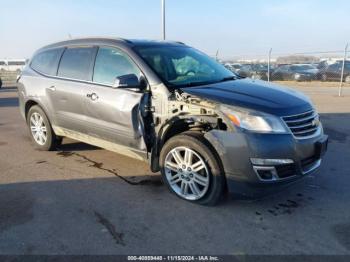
[345,75,350,83]
[293,73,299,81]
[321,73,327,82]
[252,74,262,80]
[160,132,225,206]
[27,105,62,151]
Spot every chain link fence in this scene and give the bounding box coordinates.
[1,46,350,95]
[221,44,349,96]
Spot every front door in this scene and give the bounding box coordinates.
[83,46,148,151]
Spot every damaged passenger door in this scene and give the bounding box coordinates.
[83,46,150,151]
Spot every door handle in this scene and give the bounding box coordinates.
[47,86,56,91]
[87,92,99,101]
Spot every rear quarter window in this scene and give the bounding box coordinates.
[57,47,96,81]
[31,48,64,75]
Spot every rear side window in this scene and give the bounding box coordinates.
[31,48,64,75]
[58,47,96,81]
[93,47,140,86]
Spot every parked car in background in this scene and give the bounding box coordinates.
[272,64,318,81]
[223,63,242,75]
[234,64,271,80]
[230,63,243,73]
[234,64,251,77]
[318,61,350,82]
[223,63,234,72]
[18,38,328,205]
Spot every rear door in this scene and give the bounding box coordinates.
[83,46,148,150]
[48,46,97,133]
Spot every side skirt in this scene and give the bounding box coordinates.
[53,126,148,162]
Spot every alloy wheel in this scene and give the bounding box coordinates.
[30,112,47,145]
[164,146,210,200]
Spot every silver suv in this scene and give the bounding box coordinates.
[18,38,328,205]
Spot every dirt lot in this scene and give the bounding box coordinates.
[0,85,349,255]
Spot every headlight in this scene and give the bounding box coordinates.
[221,105,288,133]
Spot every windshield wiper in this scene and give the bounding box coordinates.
[176,76,239,88]
[180,80,218,88]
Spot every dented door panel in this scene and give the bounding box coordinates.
[83,84,147,150]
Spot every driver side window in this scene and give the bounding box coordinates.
[93,47,140,86]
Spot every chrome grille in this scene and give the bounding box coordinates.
[282,110,320,138]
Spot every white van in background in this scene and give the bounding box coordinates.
[0,59,27,71]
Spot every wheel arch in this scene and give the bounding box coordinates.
[24,99,52,122]
[150,118,193,172]
[24,100,39,119]
[149,116,225,178]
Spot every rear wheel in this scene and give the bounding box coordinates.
[160,133,225,205]
[27,105,62,151]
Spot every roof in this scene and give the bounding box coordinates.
[39,37,186,52]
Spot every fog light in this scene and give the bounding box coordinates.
[253,166,279,181]
[257,169,273,180]
[250,158,294,166]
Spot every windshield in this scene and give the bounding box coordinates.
[134,46,235,88]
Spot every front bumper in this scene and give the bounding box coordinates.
[204,129,328,194]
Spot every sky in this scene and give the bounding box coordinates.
[1,0,349,59]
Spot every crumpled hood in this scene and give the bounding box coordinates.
[181,78,313,116]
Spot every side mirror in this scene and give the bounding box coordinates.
[113,74,140,89]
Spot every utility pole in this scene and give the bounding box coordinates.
[215,49,219,61]
[339,43,348,97]
[161,0,166,40]
[267,48,272,82]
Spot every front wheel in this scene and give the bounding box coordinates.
[27,105,62,151]
[160,133,225,205]
[252,74,262,80]
[345,75,350,83]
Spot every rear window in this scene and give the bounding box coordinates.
[57,47,96,81]
[31,48,64,75]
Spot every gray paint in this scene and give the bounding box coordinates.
[18,37,328,193]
